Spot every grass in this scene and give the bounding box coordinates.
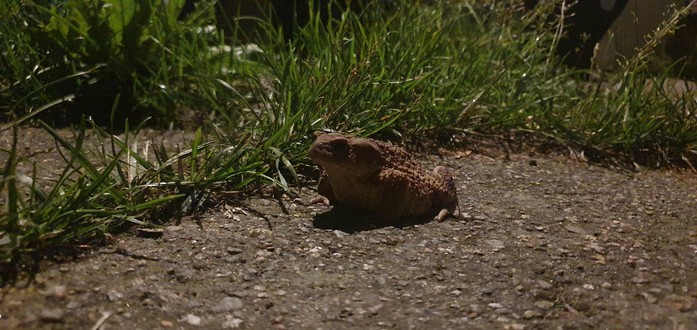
[1,0,696,277]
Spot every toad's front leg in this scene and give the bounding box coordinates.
[310,172,335,206]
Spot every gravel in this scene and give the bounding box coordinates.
[2,153,697,329]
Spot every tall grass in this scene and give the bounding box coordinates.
[1,0,696,275]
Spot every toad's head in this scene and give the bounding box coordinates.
[308,131,384,177]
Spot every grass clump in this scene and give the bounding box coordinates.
[1,0,696,276]
[0,0,224,125]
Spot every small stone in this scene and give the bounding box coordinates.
[40,308,65,322]
[161,320,174,327]
[468,304,482,313]
[496,316,510,322]
[59,266,69,273]
[640,292,657,304]
[222,317,243,328]
[164,225,183,233]
[588,244,606,254]
[212,297,244,312]
[47,285,67,300]
[511,323,526,330]
[107,290,124,302]
[488,302,504,309]
[226,247,242,255]
[181,314,201,326]
[253,285,266,292]
[487,239,505,251]
[632,276,648,284]
[275,290,287,296]
[537,280,553,290]
[175,268,196,283]
[368,303,384,315]
[564,224,587,235]
[523,310,542,319]
[534,300,554,310]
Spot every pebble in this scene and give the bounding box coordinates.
[40,308,65,322]
[47,285,67,300]
[368,303,384,315]
[474,215,488,221]
[496,316,511,323]
[181,314,202,326]
[488,302,503,309]
[222,317,244,328]
[510,323,526,330]
[632,276,648,284]
[212,297,244,312]
[534,300,554,310]
[107,289,124,302]
[164,225,183,232]
[640,292,657,304]
[523,310,542,319]
[468,304,482,313]
[161,320,174,327]
[537,280,553,290]
[175,268,196,283]
[588,243,606,254]
[487,239,505,251]
[564,224,587,235]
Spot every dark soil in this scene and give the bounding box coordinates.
[1,130,696,329]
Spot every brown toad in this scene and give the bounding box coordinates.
[308,131,460,223]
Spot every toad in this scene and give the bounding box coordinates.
[308,131,460,223]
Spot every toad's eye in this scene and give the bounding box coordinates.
[330,139,350,155]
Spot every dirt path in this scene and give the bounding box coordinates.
[1,152,696,329]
